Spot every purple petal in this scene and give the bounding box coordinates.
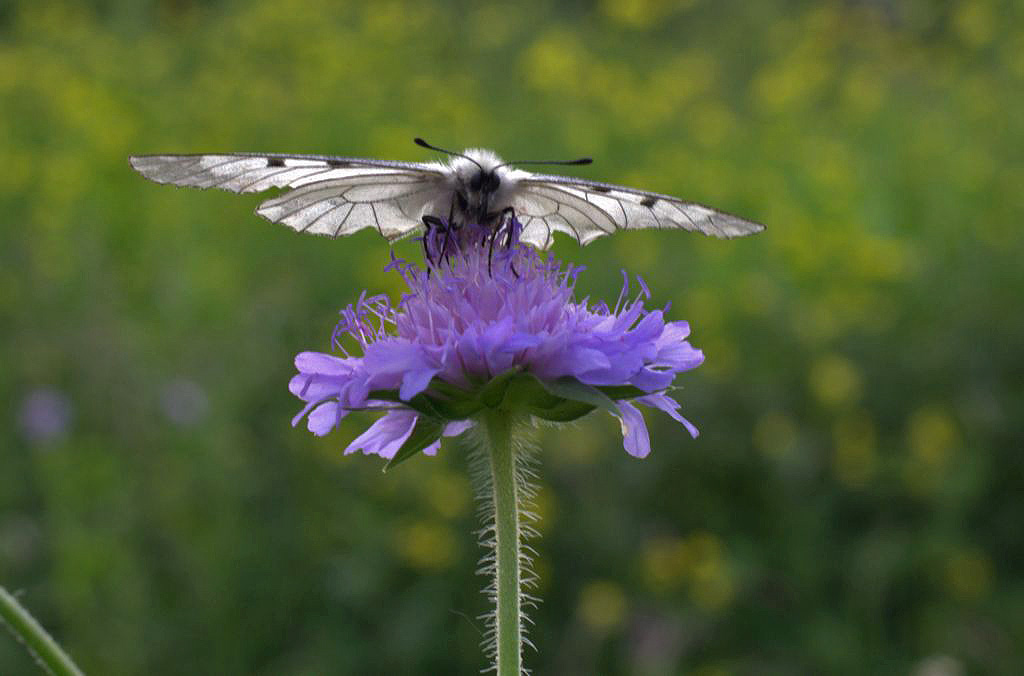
[423,419,476,456]
[569,347,613,375]
[638,393,699,439]
[629,309,666,343]
[617,400,651,458]
[504,333,543,351]
[635,273,650,299]
[363,341,433,377]
[295,351,354,376]
[308,401,347,436]
[344,410,418,458]
[444,419,475,437]
[400,368,440,400]
[288,373,338,401]
[658,320,691,342]
[629,367,677,392]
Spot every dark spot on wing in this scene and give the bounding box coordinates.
[640,196,658,207]
[327,159,347,167]
[591,186,611,193]
[267,158,286,167]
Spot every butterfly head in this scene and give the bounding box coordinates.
[451,149,507,223]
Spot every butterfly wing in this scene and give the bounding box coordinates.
[129,153,448,240]
[510,173,765,249]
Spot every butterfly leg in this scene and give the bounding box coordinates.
[421,215,448,267]
[484,207,518,277]
[497,207,516,248]
[487,229,496,276]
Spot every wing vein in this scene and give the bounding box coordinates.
[301,201,351,235]
[333,202,357,236]
[168,156,253,185]
[369,202,383,238]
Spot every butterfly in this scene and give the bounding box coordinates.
[129,138,764,249]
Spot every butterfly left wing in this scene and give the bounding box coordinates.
[129,153,448,240]
[510,173,765,249]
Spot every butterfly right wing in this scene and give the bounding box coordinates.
[129,153,450,240]
[510,173,765,248]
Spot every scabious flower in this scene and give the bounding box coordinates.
[290,218,703,465]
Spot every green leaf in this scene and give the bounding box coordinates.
[383,416,445,472]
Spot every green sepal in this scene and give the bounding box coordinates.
[366,389,438,418]
[383,416,445,472]
[529,399,596,422]
[424,394,485,420]
[499,372,610,423]
[502,372,560,410]
[594,384,649,401]
[539,376,621,416]
[367,388,483,422]
[368,371,635,430]
[479,367,523,408]
[429,379,474,399]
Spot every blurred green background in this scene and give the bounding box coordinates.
[2,0,1022,673]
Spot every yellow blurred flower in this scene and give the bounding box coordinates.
[578,580,628,631]
[395,521,459,571]
[808,354,863,407]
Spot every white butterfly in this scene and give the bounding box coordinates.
[129,138,764,249]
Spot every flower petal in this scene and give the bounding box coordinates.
[504,333,543,351]
[288,373,339,401]
[295,351,355,376]
[569,347,613,375]
[423,419,474,456]
[400,368,440,401]
[616,400,651,459]
[444,419,475,437]
[344,410,418,458]
[629,367,676,392]
[308,401,347,436]
[638,392,699,439]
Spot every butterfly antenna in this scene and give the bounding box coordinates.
[414,138,482,170]
[494,156,592,170]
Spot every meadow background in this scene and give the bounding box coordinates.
[2,0,1022,673]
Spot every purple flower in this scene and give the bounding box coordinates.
[18,387,73,445]
[291,220,703,464]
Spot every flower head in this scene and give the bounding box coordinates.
[291,219,703,465]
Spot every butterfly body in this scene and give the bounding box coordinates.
[129,145,764,248]
[444,148,520,228]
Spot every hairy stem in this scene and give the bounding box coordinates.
[481,411,522,675]
[0,585,84,676]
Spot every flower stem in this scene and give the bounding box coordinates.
[0,585,84,676]
[482,411,522,676]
